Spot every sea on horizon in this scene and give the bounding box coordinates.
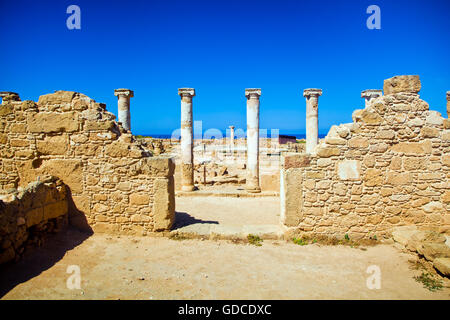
[135,132,327,140]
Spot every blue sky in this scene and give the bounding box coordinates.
[1,0,449,135]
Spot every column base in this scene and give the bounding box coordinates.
[181,185,196,192]
[245,186,261,193]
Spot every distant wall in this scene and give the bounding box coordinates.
[281,76,450,239]
[0,176,68,265]
[0,91,175,235]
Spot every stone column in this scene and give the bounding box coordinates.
[114,89,134,131]
[447,91,450,118]
[361,89,382,108]
[178,88,195,191]
[303,89,322,155]
[245,89,261,193]
[0,92,20,104]
[229,125,235,151]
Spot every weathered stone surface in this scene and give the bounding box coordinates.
[280,168,302,227]
[348,137,369,148]
[38,91,76,105]
[36,135,68,155]
[364,168,383,187]
[390,141,432,154]
[433,258,450,276]
[417,243,450,261]
[153,177,175,231]
[17,159,83,193]
[337,160,360,180]
[284,154,311,169]
[383,75,421,95]
[27,112,79,133]
[316,146,340,158]
[129,193,150,206]
[360,108,383,125]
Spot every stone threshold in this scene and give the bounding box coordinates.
[170,223,284,240]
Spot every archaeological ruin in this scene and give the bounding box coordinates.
[0,75,449,275]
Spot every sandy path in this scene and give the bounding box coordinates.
[1,228,449,300]
[174,196,280,227]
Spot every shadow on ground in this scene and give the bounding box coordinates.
[0,227,92,298]
[172,211,219,230]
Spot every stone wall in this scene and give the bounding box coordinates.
[0,176,68,265]
[282,76,449,240]
[0,91,175,235]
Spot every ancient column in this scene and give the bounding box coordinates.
[303,89,322,155]
[178,88,196,191]
[229,125,235,151]
[245,89,261,193]
[447,91,450,118]
[114,89,134,131]
[361,89,382,108]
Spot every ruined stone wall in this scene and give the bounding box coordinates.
[0,91,175,235]
[0,176,68,265]
[282,76,449,240]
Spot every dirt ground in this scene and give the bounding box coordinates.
[174,196,280,227]
[1,228,449,300]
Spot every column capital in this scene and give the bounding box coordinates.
[178,88,195,97]
[114,89,134,98]
[245,88,261,98]
[361,89,382,99]
[0,91,20,101]
[303,88,322,98]
[446,91,450,101]
[229,125,235,129]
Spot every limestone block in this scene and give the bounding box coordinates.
[36,135,68,155]
[433,258,450,276]
[27,112,79,133]
[425,111,443,126]
[38,91,76,105]
[43,200,68,220]
[0,104,15,116]
[417,243,450,261]
[17,159,83,193]
[153,177,175,231]
[105,140,131,158]
[360,109,383,125]
[84,120,115,131]
[348,137,369,148]
[129,193,150,206]
[385,172,413,185]
[390,141,432,154]
[364,168,383,187]
[283,154,311,169]
[392,226,418,246]
[25,207,44,227]
[375,130,395,140]
[280,168,302,227]
[421,127,439,138]
[316,146,340,158]
[324,137,346,145]
[133,157,175,178]
[337,160,360,180]
[383,75,421,95]
[403,158,427,170]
